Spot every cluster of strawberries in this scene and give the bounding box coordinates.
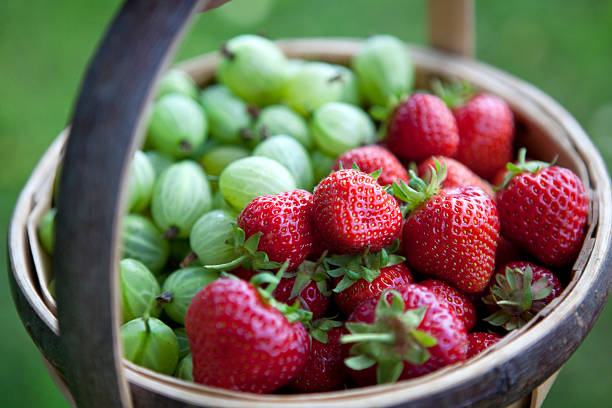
[185,91,589,394]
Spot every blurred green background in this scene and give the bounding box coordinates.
[1,0,611,407]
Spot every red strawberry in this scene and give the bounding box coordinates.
[483,261,563,330]
[387,93,459,162]
[333,145,409,186]
[274,276,329,320]
[420,279,477,332]
[343,284,467,385]
[453,93,514,180]
[495,149,589,267]
[313,169,402,254]
[185,278,310,393]
[288,322,347,392]
[238,189,314,270]
[495,236,523,269]
[418,155,493,197]
[395,164,500,293]
[333,263,413,315]
[467,332,503,358]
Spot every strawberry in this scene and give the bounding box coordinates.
[333,145,409,186]
[333,263,413,315]
[185,273,311,393]
[453,93,514,180]
[386,93,459,162]
[238,189,314,270]
[420,279,477,332]
[495,149,589,267]
[288,320,347,392]
[342,284,467,385]
[313,169,402,254]
[495,236,523,269]
[418,155,493,197]
[394,162,500,293]
[483,261,563,330]
[467,332,503,358]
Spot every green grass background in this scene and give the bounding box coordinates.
[1,1,611,406]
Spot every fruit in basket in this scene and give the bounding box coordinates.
[217,35,288,106]
[119,258,161,322]
[313,169,402,254]
[418,155,493,197]
[121,316,179,375]
[190,210,238,265]
[127,150,155,213]
[147,94,208,158]
[144,150,174,177]
[161,266,219,324]
[288,322,347,392]
[121,214,169,275]
[311,150,335,183]
[176,354,193,381]
[352,34,414,108]
[420,279,477,332]
[157,68,198,100]
[252,104,312,149]
[342,286,467,385]
[333,145,409,186]
[185,276,310,393]
[483,261,563,330]
[495,149,589,267]
[38,207,56,255]
[200,145,250,178]
[237,189,314,270]
[151,161,212,239]
[174,327,190,360]
[273,275,330,320]
[199,84,252,144]
[284,62,360,116]
[453,93,514,180]
[395,163,500,292]
[467,332,502,358]
[219,156,296,211]
[387,93,459,161]
[252,135,314,190]
[311,102,376,157]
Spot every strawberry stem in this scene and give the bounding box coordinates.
[203,254,248,271]
[494,148,551,191]
[341,332,395,344]
[392,159,446,213]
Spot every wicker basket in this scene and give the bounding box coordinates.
[8,1,612,407]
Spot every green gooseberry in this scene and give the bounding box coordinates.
[174,327,190,360]
[38,207,56,255]
[156,68,199,100]
[200,145,250,177]
[219,156,296,211]
[120,317,179,375]
[252,105,312,150]
[311,150,337,183]
[352,35,414,108]
[121,214,169,275]
[144,150,174,177]
[161,266,219,324]
[127,151,156,213]
[120,258,161,323]
[252,135,314,190]
[311,102,376,156]
[48,278,56,298]
[190,210,238,266]
[147,94,208,158]
[216,35,288,106]
[176,354,193,381]
[283,62,360,116]
[200,84,252,144]
[151,160,212,239]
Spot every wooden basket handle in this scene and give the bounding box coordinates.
[52,1,474,407]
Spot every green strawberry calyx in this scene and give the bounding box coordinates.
[391,159,447,215]
[482,265,553,331]
[203,224,280,272]
[250,263,313,324]
[304,317,343,344]
[341,290,437,384]
[283,250,331,301]
[337,162,383,182]
[431,78,475,109]
[494,148,552,191]
[326,240,405,293]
